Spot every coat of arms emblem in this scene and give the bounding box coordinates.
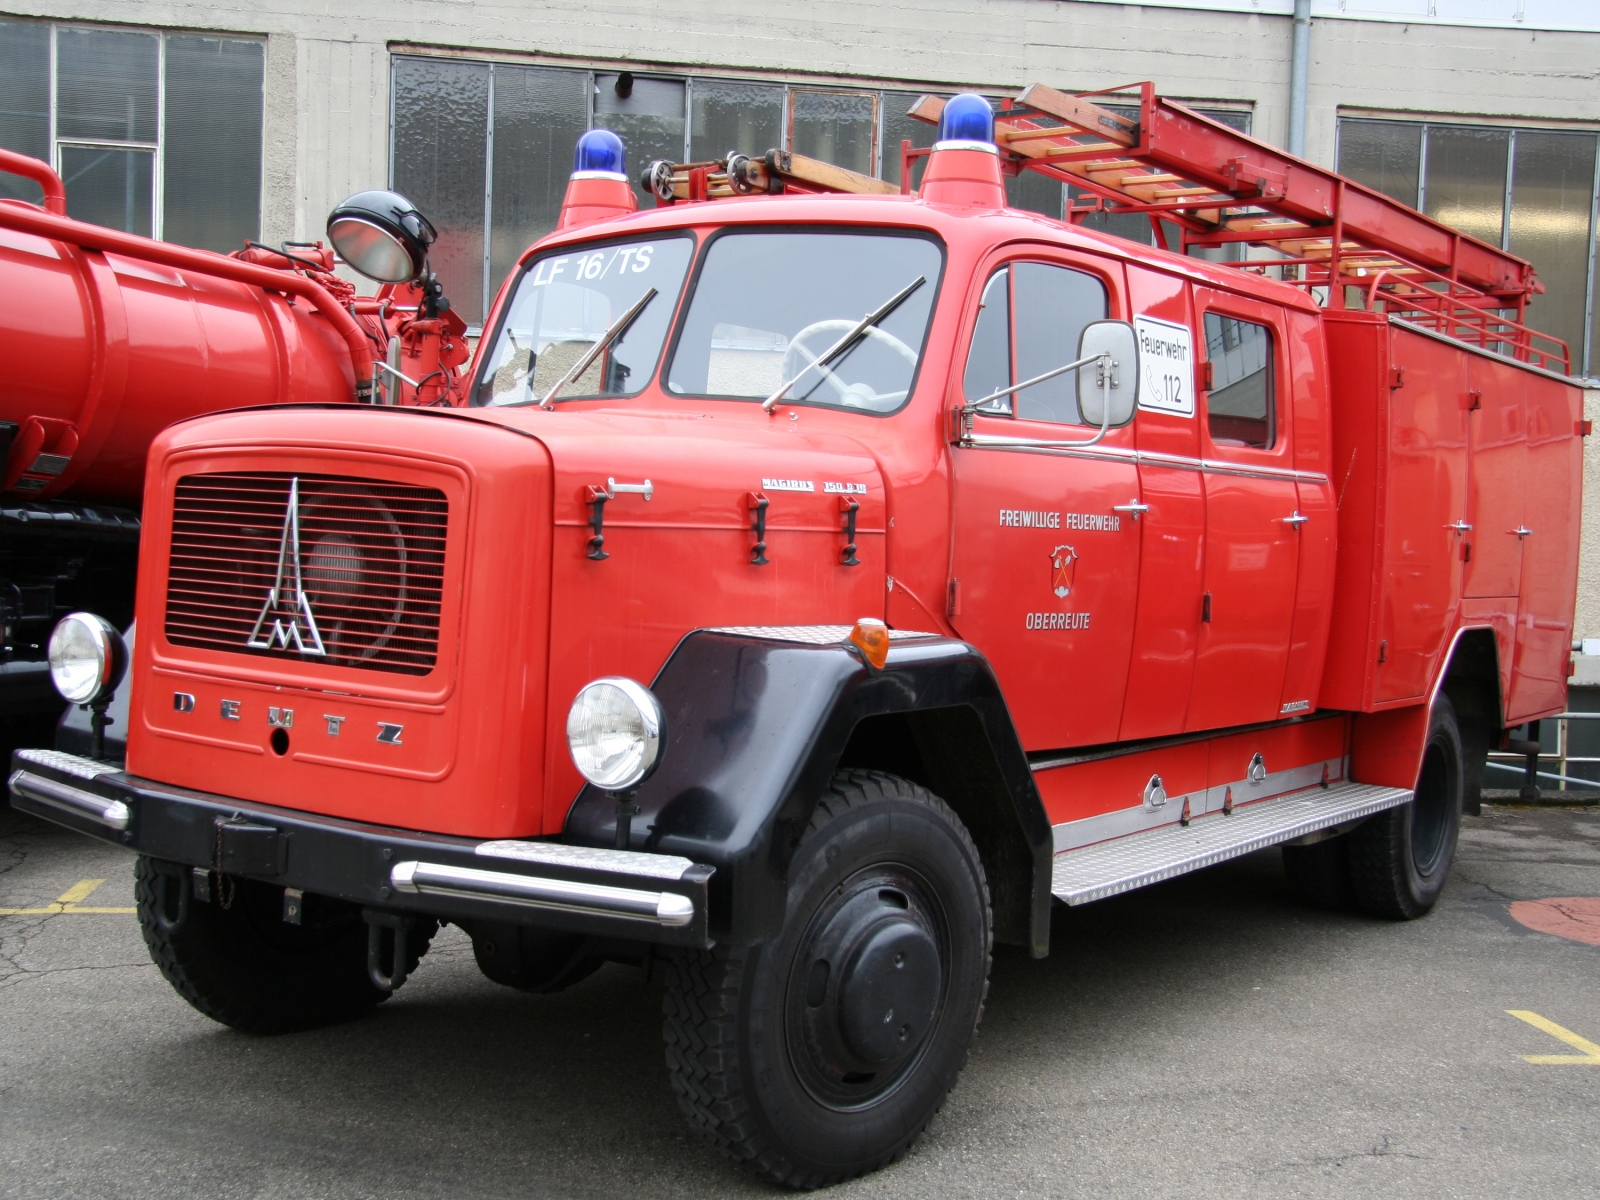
[1050,545,1078,599]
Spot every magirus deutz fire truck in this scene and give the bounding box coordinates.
[8,85,1586,1187]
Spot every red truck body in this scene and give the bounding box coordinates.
[121,191,1582,841]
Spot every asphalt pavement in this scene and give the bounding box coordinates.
[2,800,1596,1200]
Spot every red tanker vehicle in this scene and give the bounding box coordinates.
[8,85,1585,1187]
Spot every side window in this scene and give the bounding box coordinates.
[1203,313,1275,449]
[961,262,1109,424]
[963,269,1010,406]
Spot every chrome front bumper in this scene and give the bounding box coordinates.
[7,748,714,946]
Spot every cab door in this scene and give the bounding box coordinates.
[1186,290,1300,732]
[948,251,1142,750]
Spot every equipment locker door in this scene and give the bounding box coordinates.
[1187,290,1300,731]
[948,253,1142,750]
[1463,354,1527,598]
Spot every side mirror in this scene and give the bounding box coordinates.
[1077,320,1139,427]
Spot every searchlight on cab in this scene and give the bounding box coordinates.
[559,129,639,230]
[920,92,1006,209]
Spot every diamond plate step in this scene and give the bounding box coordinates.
[1051,781,1413,906]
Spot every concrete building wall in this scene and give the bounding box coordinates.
[4,0,1597,246]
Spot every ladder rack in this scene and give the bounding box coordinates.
[908,82,1566,373]
[642,82,1567,374]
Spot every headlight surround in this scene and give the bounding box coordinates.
[47,613,126,705]
[566,677,664,791]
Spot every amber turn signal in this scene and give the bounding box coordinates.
[849,618,891,670]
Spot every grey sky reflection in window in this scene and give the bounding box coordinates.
[666,231,942,413]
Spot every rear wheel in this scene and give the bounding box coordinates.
[135,857,435,1034]
[1348,697,1465,920]
[1281,835,1354,911]
[662,770,991,1188]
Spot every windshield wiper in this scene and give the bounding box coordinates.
[538,286,658,408]
[762,276,926,413]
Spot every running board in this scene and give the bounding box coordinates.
[1051,781,1412,906]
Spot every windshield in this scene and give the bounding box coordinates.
[664,230,943,413]
[473,235,693,406]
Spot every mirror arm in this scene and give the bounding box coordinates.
[958,352,1117,448]
[963,351,1104,416]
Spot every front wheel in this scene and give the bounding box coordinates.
[662,771,992,1188]
[1348,696,1465,920]
[135,857,435,1034]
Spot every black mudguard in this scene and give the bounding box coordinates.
[564,630,1053,954]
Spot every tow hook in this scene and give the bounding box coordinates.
[363,908,416,993]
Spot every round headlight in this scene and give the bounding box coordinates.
[325,190,436,284]
[566,677,664,791]
[47,613,127,705]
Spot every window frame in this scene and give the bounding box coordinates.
[1195,289,1290,460]
[3,18,265,244]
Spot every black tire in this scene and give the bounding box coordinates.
[662,770,992,1189]
[135,856,436,1034]
[469,921,604,993]
[1348,696,1465,920]
[1281,835,1354,911]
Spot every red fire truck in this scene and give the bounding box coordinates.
[8,85,1584,1188]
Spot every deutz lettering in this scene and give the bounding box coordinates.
[1026,612,1092,630]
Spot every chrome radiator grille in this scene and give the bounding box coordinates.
[164,472,448,675]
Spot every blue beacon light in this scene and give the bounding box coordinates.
[937,93,995,148]
[573,128,627,177]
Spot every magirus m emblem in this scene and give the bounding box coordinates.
[246,477,327,656]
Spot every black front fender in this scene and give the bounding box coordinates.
[564,630,1052,953]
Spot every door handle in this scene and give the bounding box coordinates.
[1446,520,1473,533]
[1280,511,1309,527]
[1510,525,1533,538]
[1112,500,1150,520]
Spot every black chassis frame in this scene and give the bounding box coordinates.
[10,630,1054,956]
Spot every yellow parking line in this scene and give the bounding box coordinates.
[1507,1010,1600,1064]
[0,877,135,916]
[55,878,106,904]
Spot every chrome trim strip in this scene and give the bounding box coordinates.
[958,436,1329,486]
[1050,757,1344,852]
[8,770,130,831]
[390,860,696,928]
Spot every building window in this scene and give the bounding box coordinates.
[0,17,262,251]
[1338,116,1600,377]
[392,57,1126,329]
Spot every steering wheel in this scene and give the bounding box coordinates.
[781,320,918,408]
